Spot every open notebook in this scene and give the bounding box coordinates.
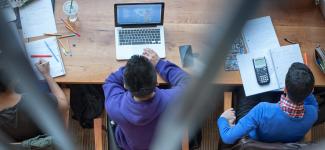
[25,37,65,79]
[237,44,304,96]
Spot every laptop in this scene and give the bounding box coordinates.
[114,2,166,60]
[0,0,16,22]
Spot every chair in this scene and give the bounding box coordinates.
[62,88,71,128]
[93,116,190,150]
[222,92,313,149]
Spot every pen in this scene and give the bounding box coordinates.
[44,41,59,62]
[31,54,52,58]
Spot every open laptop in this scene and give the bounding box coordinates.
[114,2,166,60]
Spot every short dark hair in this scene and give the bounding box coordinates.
[124,55,157,97]
[285,62,314,103]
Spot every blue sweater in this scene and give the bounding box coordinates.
[103,60,189,150]
[218,95,318,144]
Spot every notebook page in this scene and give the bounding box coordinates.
[242,16,280,53]
[25,37,65,79]
[237,49,279,96]
[19,0,57,38]
[270,44,303,88]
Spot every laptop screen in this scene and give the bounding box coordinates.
[115,3,164,27]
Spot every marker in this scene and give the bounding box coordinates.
[44,41,59,62]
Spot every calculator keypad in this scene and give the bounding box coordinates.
[256,67,270,84]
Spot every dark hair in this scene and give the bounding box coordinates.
[285,62,315,103]
[124,55,157,97]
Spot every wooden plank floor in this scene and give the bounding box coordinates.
[68,105,325,150]
[69,111,108,150]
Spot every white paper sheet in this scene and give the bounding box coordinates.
[270,44,304,88]
[242,16,280,53]
[237,49,279,96]
[19,0,57,38]
[25,37,65,79]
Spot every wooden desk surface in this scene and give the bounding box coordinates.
[54,0,325,86]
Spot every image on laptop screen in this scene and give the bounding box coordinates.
[116,4,163,25]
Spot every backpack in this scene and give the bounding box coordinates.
[70,85,104,128]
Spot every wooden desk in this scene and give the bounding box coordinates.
[54,0,325,86]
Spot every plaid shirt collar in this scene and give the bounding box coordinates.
[278,94,304,118]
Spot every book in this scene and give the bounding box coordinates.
[24,37,66,79]
[224,16,280,71]
[237,44,303,96]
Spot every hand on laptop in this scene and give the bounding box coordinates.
[221,108,236,126]
[143,48,160,67]
[35,59,50,77]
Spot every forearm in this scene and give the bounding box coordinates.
[44,75,67,104]
[155,59,190,86]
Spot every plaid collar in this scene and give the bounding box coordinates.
[278,94,304,118]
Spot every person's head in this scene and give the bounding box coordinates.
[124,55,157,98]
[285,62,314,103]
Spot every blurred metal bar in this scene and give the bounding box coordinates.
[151,0,263,149]
[0,13,75,150]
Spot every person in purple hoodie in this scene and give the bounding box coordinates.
[103,48,190,150]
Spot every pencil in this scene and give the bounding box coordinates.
[57,39,68,55]
[31,54,52,58]
[44,33,62,36]
[44,41,59,62]
[60,18,81,37]
[64,25,81,37]
[58,34,76,39]
[304,52,308,65]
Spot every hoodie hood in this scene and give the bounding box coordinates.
[120,88,167,125]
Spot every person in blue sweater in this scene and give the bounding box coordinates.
[218,62,318,146]
[103,48,189,150]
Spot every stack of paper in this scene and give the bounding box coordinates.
[19,0,57,38]
[236,16,304,96]
[225,16,279,71]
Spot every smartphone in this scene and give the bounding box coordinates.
[253,57,270,85]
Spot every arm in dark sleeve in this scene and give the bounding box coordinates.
[217,103,263,144]
[155,59,190,87]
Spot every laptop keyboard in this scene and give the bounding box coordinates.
[119,28,161,45]
[0,0,10,9]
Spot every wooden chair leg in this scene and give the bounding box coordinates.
[182,129,189,150]
[94,118,103,150]
[62,88,70,128]
[304,130,312,142]
[224,92,233,110]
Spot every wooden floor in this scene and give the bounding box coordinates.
[69,103,325,150]
[68,112,108,150]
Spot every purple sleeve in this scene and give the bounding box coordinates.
[155,59,190,87]
[102,67,126,119]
